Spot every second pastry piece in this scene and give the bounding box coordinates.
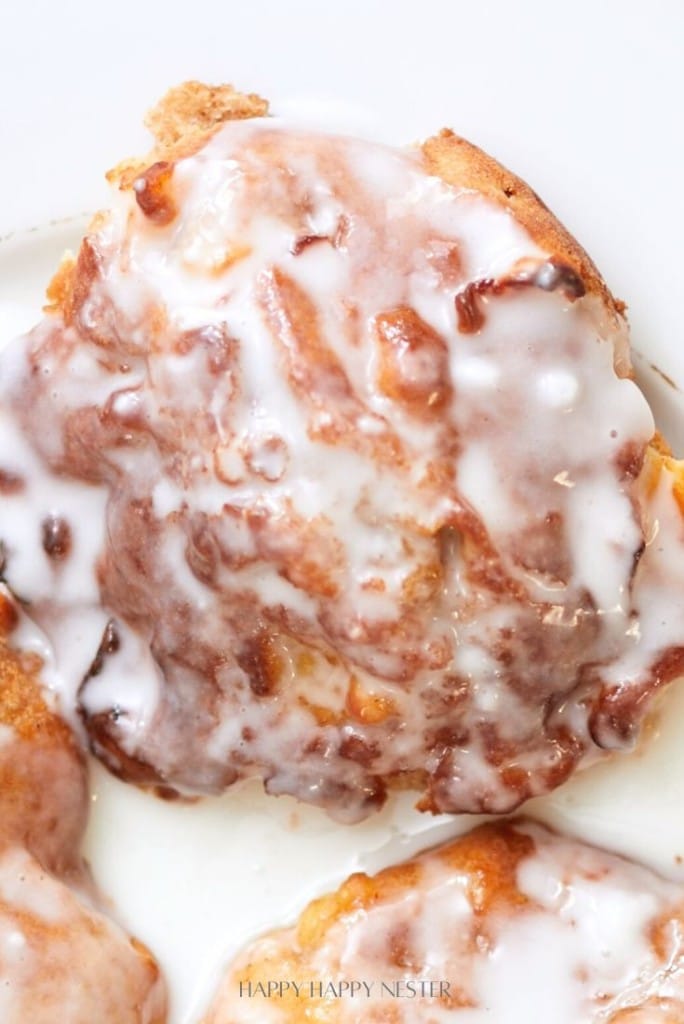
[204,819,684,1023]
[0,594,166,1024]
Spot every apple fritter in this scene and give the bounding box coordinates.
[1,83,683,820]
[203,820,684,1023]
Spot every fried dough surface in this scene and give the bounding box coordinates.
[0,598,86,877]
[203,820,684,1024]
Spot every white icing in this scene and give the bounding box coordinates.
[0,847,65,922]
[0,845,166,1024]
[0,118,683,825]
[3,114,684,1024]
[205,821,684,1023]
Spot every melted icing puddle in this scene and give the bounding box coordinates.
[3,219,684,1022]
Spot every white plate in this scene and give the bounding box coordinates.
[2,2,684,1021]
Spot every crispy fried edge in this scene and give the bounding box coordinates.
[47,82,620,322]
[0,594,76,748]
[295,820,534,951]
[45,82,269,314]
[420,129,623,317]
[108,80,269,189]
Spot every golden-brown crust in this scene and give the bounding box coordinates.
[0,599,71,747]
[421,128,619,316]
[296,859,422,951]
[146,80,269,153]
[44,253,76,315]
[435,821,534,914]
[60,84,621,338]
[607,1002,684,1023]
[107,81,269,189]
[0,593,88,874]
[295,820,532,952]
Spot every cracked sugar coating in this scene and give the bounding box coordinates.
[203,820,684,1023]
[2,84,684,821]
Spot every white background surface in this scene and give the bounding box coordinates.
[1,2,684,1022]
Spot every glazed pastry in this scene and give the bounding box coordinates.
[203,819,684,1023]
[0,592,166,1023]
[1,81,684,821]
[0,595,86,879]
